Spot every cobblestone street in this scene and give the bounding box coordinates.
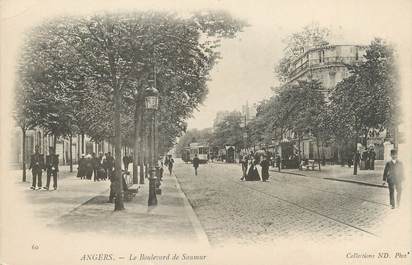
[173,161,407,246]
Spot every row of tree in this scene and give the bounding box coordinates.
[14,11,246,210]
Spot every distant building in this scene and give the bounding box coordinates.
[241,101,257,125]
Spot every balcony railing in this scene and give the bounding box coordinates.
[288,56,359,80]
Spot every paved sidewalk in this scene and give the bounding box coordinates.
[11,165,79,183]
[44,169,209,245]
[11,164,209,244]
[15,168,110,224]
[270,163,386,188]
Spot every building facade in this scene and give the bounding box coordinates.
[284,44,389,161]
[10,126,119,169]
[287,44,366,92]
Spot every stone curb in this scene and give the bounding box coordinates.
[173,172,210,246]
[322,178,386,188]
[269,168,385,188]
[269,169,306,176]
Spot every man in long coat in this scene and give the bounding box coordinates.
[383,149,404,209]
[192,154,200,176]
[77,154,86,179]
[369,148,376,170]
[260,156,270,182]
[29,145,44,190]
[44,147,59,190]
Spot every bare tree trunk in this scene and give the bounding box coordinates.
[81,133,85,154]
[315,136,321,171]
[394,125,399,149]
[154,112,159,165]
[148,122,152,176]
[321,140,326,166]
[337,142,342,166]
[297,132,302,170]
[353,131,359,176]
[132,104,141,184]
[69,134,73,172]
[139,112,145,184]
[62,139,65,165]
[113,85,125,211]
[77,134,80,162]
[53,134,57,153]
[139,136,145,184]
[142,126,148,181]
[363,128,368,147]
[22,127,27,182]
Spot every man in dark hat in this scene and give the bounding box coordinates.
[369,147,376,170]
[240,154,248,181]
[29,145,44,190]
[106,152,115,179]
[383,149,404,209]
[275,154,281,172]
[192,154,200,176]
[260,155,270,182]
[77,154,86,179]
[44,147,59,190]
[167,155,174,175]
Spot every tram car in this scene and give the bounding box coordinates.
[189,143,209,163]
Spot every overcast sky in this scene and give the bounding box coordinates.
[1,0,411,132]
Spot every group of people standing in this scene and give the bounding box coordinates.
[164,155,174,175]
[240,151,270,182]
[77,152,115,181]
[29,145,59,190]
[352,147,376,170]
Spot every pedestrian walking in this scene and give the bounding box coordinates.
[159,160,164,181]
[369,147,376,170]
[193,154,200,176]
[77,154,86,179]
[260,155,270,182]
[383,149,404,209]
[108,168,116,203]
[167,155,174,175]
[29,145,44,190]
[123,154,131,172]
[96,153,106,181]
[164,155,170,167]
[85,154,93,180]
[361,149,369,170]
[106,152,115,179]
[44,147,59,190]
[240,154,248,181]
[275,154,281,172]
[246,158,260,181]
[102,153,108,180]
[92,152,99,181]
[353,150,361,174]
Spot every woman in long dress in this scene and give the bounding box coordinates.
[246,159,261,181]
[85,155,94,180]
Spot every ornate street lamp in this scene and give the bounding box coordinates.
[145,86,159,206]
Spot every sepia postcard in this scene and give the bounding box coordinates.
[1,0,411,264]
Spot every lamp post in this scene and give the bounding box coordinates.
[145,86,159,206]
